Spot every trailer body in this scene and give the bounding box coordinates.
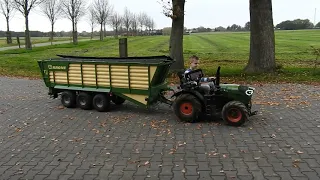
[38,55,175,108]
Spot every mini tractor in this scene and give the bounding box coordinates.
[171,66,257,126]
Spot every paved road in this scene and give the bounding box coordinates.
[0,77,320,180]
[0,39,93,51]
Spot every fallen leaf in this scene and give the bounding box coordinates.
[297,150,304,154]
[92,129,100,134]
[293,159,300,168]
[57,106,65,109]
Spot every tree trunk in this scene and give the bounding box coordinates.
[115,27,118,39]
[25,15,32,50]
[244,0,276,74]
[51,23,54,45]
[100,23,103,41]
[72,19,78,45]
[72,19,76,45]
[6,17,12,44]
[75,21,78,44]
[91,26,93,40]
[169,0,185,71]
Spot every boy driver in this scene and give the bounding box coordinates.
[184,55,216,82]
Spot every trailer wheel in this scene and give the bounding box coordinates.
[77,92,93,110]
[93,93,111,112]
[61,91,76,108]
[173,93,202,123]
[221,101,248,127]
[111,95,125,105]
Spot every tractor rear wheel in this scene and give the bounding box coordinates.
[61,91,76,108]
[93,93,111,112]
[221,101,248,126]
[173,94,202,123]
[77,92,93,110]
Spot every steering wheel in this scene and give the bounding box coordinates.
[215,66,221,86]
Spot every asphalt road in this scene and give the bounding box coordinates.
[0,76,319,179]
[0,39,93,51]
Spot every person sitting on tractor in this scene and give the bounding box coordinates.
[184,55,216,82]
[184,55,216,93]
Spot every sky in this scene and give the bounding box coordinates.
[0,0,319,32]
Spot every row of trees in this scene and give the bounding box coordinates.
[0,0,157,49]
[160,0,278,74]
[275,19,320,30]
[189,19,320,33]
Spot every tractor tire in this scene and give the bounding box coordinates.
[77,92,93,110]
[61,91,76,108]
[221,101,249,126]
[93,93,111,112]
[173,93,202,123]
[111,95,125,105]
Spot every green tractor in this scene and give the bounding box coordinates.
[170,66,257,126]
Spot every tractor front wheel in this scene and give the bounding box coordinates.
[222,101,249,126]
[173,94,202,123]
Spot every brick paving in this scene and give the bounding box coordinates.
[0,76,320,180]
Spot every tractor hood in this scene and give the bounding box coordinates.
[219,83,255,97]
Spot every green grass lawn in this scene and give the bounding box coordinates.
[0,30,319,84]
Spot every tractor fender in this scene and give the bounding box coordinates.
[171,90,205,109]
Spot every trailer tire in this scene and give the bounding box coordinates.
[61,91,76,108]
[77,92,93,110]
[173,93,202,123]
[93,93,111,112]
[111,95,125,105]
[222,101,248,127]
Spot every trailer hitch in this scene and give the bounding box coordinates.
[158,89,175,106]
[249,110,258,116]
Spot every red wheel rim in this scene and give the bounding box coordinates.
[227,108,242,122]
[180,102,193,115]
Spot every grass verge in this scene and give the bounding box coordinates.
[0,31,320,85]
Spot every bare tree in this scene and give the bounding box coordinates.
[61,0,86,45]
[144,15,152,35]
[130,13,138,36]
[110,11,122,38]
[150,18,155,32]
[92,0,113,41]
[122,7,132,36]
[40,0,62,45]
[0,0,15,44]
[137,11,147,35]
[13,0,45,50]
[87,6,96,40]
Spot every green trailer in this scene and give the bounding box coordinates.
[38,55,174,110]
[38,54,257,126]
